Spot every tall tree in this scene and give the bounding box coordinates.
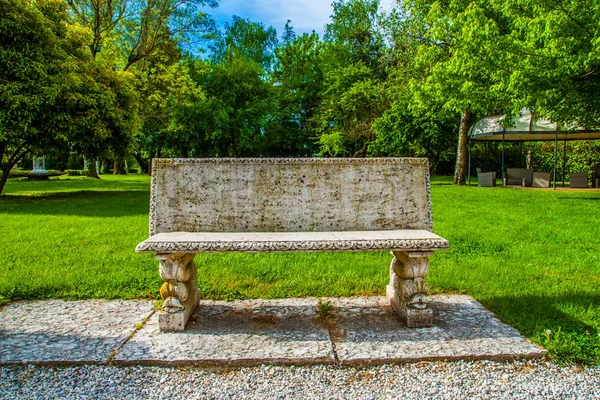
[0,0,92,194]
[281,19,296,43]
[188,56,273,157]
[396,0,514,184]
[314,0,389,157]
[132,43,206,172]
[268,32,324,156]
[496,0,600,127]
[324,0,386,74]
[211,16,278,71]
[67,0,218,70]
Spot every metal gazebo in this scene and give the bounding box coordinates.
[467,109,600,189]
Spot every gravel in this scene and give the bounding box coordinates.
[1,360,599,400]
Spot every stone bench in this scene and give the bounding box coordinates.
[136,158,449,331]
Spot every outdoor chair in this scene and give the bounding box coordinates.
[569,172,588,188]
[593,167,600,188]
[532,172,551,188]
[503,168,533,187]
[477,171,496,187]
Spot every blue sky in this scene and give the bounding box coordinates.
[203,0,396,39]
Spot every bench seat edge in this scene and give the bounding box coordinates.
[135,230,450,254]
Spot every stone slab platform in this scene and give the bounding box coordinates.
[328,296,544,365]
[115,298,336,367]
[0,296,544,366]
[0,300,154,365]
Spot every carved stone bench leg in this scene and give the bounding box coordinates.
[386,251,433,328]
[157,253,199,332]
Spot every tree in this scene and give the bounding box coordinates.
[268,32,324,156]
[211,16,278,70]
[310,0,390,157]
[0,0,92,194]
[395,0,515,184]
[495,0,600,127]
[281,19,296,43]
[185,56,273,157]
[313,62,388,157]
[133,46,206,173]
[370,99,458,173]
[324,0,386,75]
[66,67,139,178]
[66,0,218,70]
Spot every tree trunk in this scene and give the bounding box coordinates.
[133,153,149,174]
[86,159,100,179]
[454,108,471,185]
[0,165,11,196]
[113,158,127,175]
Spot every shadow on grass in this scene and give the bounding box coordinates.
[0,191,149,218]
[482,293,599,363]
[556,196,600,201]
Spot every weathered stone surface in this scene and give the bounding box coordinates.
[387,285,433,327]
[157,253,199,332]
[329,295,544,365]
[0,296,543,366]
[387,251,433,327]
[136,230,449,253]
[147,158,434,236]
[114,298,335,367]
[137,158,449,332]
[0,300,154,364]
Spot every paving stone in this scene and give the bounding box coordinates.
[114,298,335,367]
[0,296,544,367]
[328,295,545,365]
[0,300,155,364]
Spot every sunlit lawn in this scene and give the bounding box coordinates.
[0,174,599,364]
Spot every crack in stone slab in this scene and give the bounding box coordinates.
[108,308,157,364]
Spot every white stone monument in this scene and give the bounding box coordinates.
[31,157,47,174]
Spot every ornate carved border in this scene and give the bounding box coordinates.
[136,238,450,253]
[152,157,429,166]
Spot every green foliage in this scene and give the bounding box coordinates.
[370,100,458,172]
[211,16,278,70]
[324,0,386,73]
[67,67,139,163]
[314,63,388,156]
[0,0,92,193]
[496,0,600,127]
[187,56,273,157]
[268,32,324,156]
[133,50,206,164]
[312,0,390,157]
[316,299,335,319]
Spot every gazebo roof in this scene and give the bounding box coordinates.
[468,109,600,142]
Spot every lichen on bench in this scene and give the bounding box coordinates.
[136,158,449,331]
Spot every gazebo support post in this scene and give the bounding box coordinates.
[562,140,567,187]
[467,139,472,186]
[553,134,558,190]
[501,134,505,186]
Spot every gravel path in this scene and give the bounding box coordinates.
[1,360,599,399]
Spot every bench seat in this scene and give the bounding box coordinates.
[136,230,450,254]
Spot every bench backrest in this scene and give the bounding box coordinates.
[149,158,433,235]
[506,168,532,180]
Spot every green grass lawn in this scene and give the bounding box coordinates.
[1,174,599,364]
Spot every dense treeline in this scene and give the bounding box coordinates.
[1,0,599,194]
